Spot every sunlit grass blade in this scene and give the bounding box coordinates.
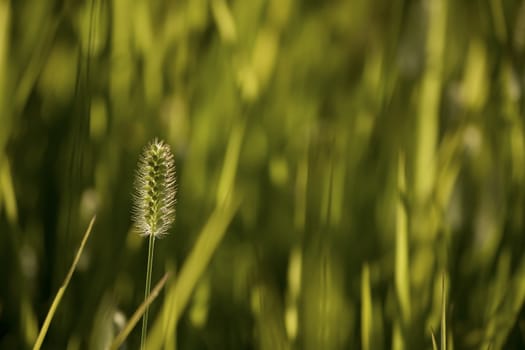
[0,155,18,223]
[392,322,403,350]
[162,263,177,350]
[32,216,96,350]
[110,272,171,350]
[395,153,411,324]
[0,1,9,152]
[146,197,240,349]
[431,327,438,350]
[216,120,244,207]
[414,0,447,203]
[441,273,447,350]
[361,263,372,350]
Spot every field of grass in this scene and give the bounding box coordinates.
[1,0,525,349]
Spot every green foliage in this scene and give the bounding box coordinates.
[1,0,525,349]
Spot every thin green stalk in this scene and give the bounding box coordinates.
[33,216,96,350]
[441,273,446,350]
[141,232,156,350]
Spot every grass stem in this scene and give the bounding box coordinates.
[141,232,156,349]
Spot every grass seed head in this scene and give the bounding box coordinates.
[132,138,177,238]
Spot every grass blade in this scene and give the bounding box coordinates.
[441,273,447,350]
[146,197,240,349]
[431,327,438,350]
[33,216,96,350]
[361,263,372,350]
[110,272,171,350]
[395,153,411,324]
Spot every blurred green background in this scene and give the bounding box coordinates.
[1,0,525,349]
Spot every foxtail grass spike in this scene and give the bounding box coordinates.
[132,138,176,350]
[132,138,177,238]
